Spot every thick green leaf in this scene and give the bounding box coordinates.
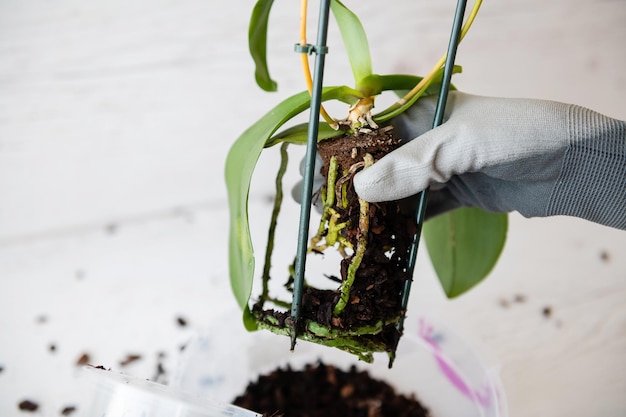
[249,0,277,92]
[226,86,363,329]
[330,0,373,93]
[227,91,316,329]
[423,208,508,298]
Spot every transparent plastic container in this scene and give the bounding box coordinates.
[81,365,261,417]
[173,310,508,417]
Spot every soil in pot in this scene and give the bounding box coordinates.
[232,361,430,417]
[253,126,417,363]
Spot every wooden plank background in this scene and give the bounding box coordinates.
[1,1,624,416]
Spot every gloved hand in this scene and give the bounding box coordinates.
[291,153,325,211]
[353,91,626,230]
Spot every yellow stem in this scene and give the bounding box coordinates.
[382,0,482,114]
[300,0,336,128]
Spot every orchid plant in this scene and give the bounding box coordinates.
[225,0,506,356]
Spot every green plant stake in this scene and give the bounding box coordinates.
[290,0,332,351]
[398,0,469,337]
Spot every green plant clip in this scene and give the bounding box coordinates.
[294,43,329,55]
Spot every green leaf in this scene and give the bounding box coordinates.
[249,0,277,92]
[330,0,373,93]
[423,208,508,298]
[227,91,314,328]
[226,86,361,327]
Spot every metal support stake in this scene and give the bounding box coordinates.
[398,0,468,335]
[290,0,332,351]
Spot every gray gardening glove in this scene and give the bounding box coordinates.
[291,153,325,211]
[353,91,626,230]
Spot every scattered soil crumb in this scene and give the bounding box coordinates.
[119,354,142,367]
[18,400,39,412]
[0,365,4,373]
[105,223,118,234]
[599,250,611,263]
[176,316,188,327]
[233,362,430,417]
[153,352,167,383]
[36,315,48,324]
[76,353,91,366]
[153,362,166,383]
[60,405,77,416]
[49,343,57,353]
[542,306,552,319]
[499,294,527,308]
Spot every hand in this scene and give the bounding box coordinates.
[291,153,325,212]
[353,91,626,229]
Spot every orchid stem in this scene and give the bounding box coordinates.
[376,0,482,118]
[300,0,336,128]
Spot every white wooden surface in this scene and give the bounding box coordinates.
[1,1,625,416]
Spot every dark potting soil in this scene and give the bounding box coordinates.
[18,399,39,412]
[233,361,430,417]
[312,129,417,343]
[313,128,417,326]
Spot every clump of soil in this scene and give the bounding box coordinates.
[76,353,91,366]
[61,406,77,416]
[253,127,417,362]
[119,353,142,367]
[312,128,416,337]
[18,399,39,412]
[233,362,430,417]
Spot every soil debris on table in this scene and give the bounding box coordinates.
[152,351,168,383]
[119,353,142,367]
[498,293,528,308]
[542,306,552,319]
[233,362,430,417]
[60,405,77,416]
[18,399,39,412]
[599,250,611,263]
[176,316,188,327]
[514,294,527,303]
[498,298,510,308]
[75,353,91,366]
